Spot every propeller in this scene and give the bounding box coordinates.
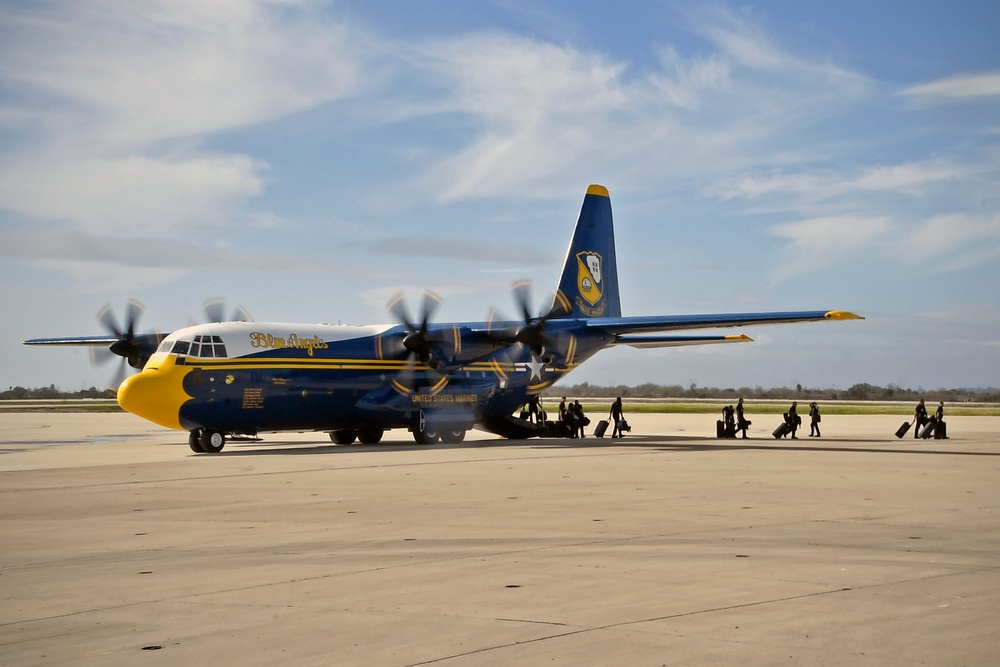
[91,299,159,388]
[202,297,253,323]
[489,281,572,357]
[387,291,448,394]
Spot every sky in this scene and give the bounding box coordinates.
[1,0,999,393]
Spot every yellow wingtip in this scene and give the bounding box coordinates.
[726,334,754,342]
[586,184,609,197]
[824,310,865,320]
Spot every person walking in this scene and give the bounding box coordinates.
[914,399,928,439]
[808,402,821,437]
[787,401,799,439]
[610,397,625,438]
[736,397,750,439]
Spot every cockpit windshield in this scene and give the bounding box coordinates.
[163,335,226,358]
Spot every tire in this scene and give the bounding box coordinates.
[357,429,384,444]
[330,430,357,445]
[413,428,439,445]
[200,429,225,454]
[440,429,466,444]
[189,430,204,453]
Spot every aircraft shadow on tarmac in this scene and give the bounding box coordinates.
[206,435,998,458]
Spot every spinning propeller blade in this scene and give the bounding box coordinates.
[387,291,447,394]
[93,300,159,388]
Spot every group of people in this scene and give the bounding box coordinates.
[720,398,822,440]
[776,400,822,439]
[521,396,628,439]
[557,396,590,438]
[912,398,947,439]
[720,397,753,439]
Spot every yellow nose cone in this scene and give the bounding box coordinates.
[117,356,192,431]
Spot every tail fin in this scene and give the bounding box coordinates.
[554,184,621,318]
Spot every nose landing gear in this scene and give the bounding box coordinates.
[189,429,226,453]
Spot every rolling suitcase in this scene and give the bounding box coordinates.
[895,421,911,438]
[716,420,725,439]
[934,420,947,439]
[594,419,609,438]
[919,417,937,439]
[773,422,790,439]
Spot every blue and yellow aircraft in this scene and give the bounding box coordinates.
[24,185,862,453]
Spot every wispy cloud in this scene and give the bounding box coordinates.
[0,0,368,257]
[899,71,1000,100]
[769,215,891,282]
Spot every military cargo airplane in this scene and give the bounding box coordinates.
[24,185,862,452]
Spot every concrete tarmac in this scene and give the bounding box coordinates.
[1,412,998,666]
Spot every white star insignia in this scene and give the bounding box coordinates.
[526,356,545,381]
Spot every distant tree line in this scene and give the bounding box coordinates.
[2,385,115,400]
[546,382,1000,403]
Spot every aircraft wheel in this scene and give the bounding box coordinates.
[188,430,204,453]
[357,429,384,444]
[440,429,466,444]
[200,429,226,454]
[413,428,439,445]
[330,430,357,445]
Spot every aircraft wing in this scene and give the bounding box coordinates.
[612,333,753,349]
[23,334,168,347]
[587,310,864,338]
[24,336,119,346]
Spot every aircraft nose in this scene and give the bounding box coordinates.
[117,360,190,431]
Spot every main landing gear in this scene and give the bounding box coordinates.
[328,429,385,445]
[189,428,226,454]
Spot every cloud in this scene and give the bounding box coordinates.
[0,0,365,146]
[0,225,353,292]
[899,71,1000,101]
[0,0,369,248]
[368,235,554,265]
[0,153,265,235]
[896,212,1000,267]
[407,6,870,203]
[769,215,891,281]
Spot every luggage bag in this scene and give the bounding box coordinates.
[934,420,947,439]
[716,420,725,439]
[773,422,790,439]
[594,419,609,438]
[919,417,938,439]
[895,421,911,438]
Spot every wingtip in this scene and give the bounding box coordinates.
[586,184,609,197]
[824,310,865,321]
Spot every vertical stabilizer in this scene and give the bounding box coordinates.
[554,185,621,318]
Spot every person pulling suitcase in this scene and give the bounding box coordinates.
[610,397,625,438]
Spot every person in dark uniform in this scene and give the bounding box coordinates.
[787,401,799,439]
[526,394,540,423]
[914,399,928,439]
[574,400,588,438]
[722,404,735,438]
[808,402,821,437]
[610,397,624,438]
[935,401,947,439]
[736,398,749,439]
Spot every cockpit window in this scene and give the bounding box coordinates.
[173,336,226,358]
[157,340,172,354]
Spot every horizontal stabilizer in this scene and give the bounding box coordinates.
[612,333,753,349]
